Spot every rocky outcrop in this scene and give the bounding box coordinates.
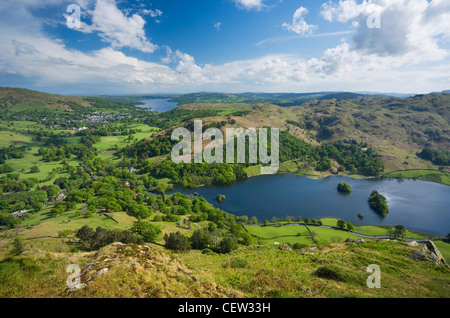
[408,241,449,268]
[65,242,243,297]
[345,238,366,244]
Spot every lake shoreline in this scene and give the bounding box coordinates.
[170,173,450,236]
[246,168,449,187]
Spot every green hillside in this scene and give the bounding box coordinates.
[0,240,448,298]
[178,93,450,177]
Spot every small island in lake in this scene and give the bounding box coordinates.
[368,190,389,216]
[216,194,226,203]
[337,182,352,193]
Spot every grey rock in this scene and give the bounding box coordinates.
[345,238,365,244]
[96,268,108,276]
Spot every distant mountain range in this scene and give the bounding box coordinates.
[1,86,449,111]
[169,91,420,107]
[431,90,450,95]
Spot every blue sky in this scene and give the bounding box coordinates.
[0,0,450,95]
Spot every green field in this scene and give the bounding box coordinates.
[93,124,158,152]
[0,206,140,257]
[244,217,428,248]
[318,218,427,239]
[0,130,35,148]
[244,223,362,246]
[384,170,450,186]
[434,240,450,264]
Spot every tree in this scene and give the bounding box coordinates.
[219,236,238,253]
[76,225,142,250]
[216,194,226,203]
[11,236,25,255]
[357,213,364,219]
[87,204,97,214]
[368,190,389,216]
[393,225,406,238]
[76,225,95,245]
[346,222,355,231]
[337,182,352,193]
[164,232,190,253]
[240,232,253,246]
[51,203,66,217]
[29,165,40,173]
[304,217,311,225]
[236,215,248,223]
[131,220,161,242]
[208,222,217,232]
[337,219,346,230]
[191,228,213,250]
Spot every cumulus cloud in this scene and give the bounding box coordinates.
[84,0,158,53]
[234,0,265,11]
[320,0,450,60]
[282,7,317,35]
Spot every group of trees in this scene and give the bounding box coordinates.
[303,218,323,226]
[321,141,385,176]
[0,183,49,216]
[337,219,355,231]
[279,133,384,176]
[418,147,450,166]
[0,212,21,228]
[76,225,144,250]
[388,225,406,239]
[38,143,97,162]
[368,190,389,216]
[75,125,142,138]
[0,164,13,174]
[145,160,247,188]
[337,182,352,193]
[121,135,175,159]
[165,227,241,254]
[0,145,27,162]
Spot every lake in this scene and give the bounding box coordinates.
[136,99,179,112]
[170,174,450,235]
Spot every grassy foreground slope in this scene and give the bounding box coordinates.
[0,240,448,298]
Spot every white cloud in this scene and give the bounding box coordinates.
[320,0,450,60]
[141,8,163,18]
[214,22,222,31]
[160,46,174,64]
[234,0,265,11]
[282,6,317,35]
[74,0,158,53]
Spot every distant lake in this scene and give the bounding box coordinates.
[170,175,450,235]
[135,99,179,112]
